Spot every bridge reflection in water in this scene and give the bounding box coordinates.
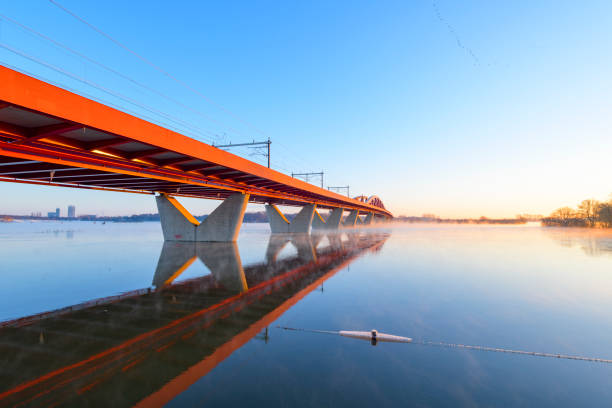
[0,231,389,408]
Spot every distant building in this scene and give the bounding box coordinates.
[56,208,60,218]
[68,205,76,218]
[48,208,60,218]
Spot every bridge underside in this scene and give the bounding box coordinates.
[0,101,388,213]
[0,153,349,209]
[0,65,391,242]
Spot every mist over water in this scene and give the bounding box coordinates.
[1,221,612,407]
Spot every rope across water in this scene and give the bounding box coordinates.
[278,326,612,364]
[413,340,612,364]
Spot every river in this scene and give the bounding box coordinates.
[1,221,611,407]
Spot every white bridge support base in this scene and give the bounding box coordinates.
[265,204,316,234]
[343,210,360,227]
[156,193,249,242]
[311,208,344,230]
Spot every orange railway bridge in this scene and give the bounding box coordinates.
[0,65,391,241]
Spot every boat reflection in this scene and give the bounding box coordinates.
[0,231,389,408]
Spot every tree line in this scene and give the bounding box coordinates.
[542,199,612,227]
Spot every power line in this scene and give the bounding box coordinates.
[0,42,216,144]
[45,0,318,175]
[11,2,325,179]
[276,140,315,169]
[213,139,271,168]
[48,0,268,137]
[292,172,324,188]
[0,59,211,141]
[0,12,245,141]
[328,185,350,197]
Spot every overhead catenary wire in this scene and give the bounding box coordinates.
[0,42,217,144]
[6,2,330,178]
[0,12,246,142]
[45,0,324,176]
[48,0,269,137]
[0,59,219,146]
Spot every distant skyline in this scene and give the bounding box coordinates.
[1,1,612,218]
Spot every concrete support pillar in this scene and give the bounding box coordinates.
[343,210,359,227]
[364,212,374,225]
[156,194,198,241]
[326,208,343,229]
[311,210,327,230]
[156,193,249,242]
[265,204,316,234]
[196,193,249,242]
[312,208,344,230]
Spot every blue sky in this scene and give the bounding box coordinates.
[1,0,612,217]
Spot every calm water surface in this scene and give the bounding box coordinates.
[1,221,612,407]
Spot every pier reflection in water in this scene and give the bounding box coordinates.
[0,231,389,408]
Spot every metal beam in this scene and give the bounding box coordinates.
[86,138,130,150]
[126,148,168,160]
[23,123,82,143]
[158,157,196,167]
[0,120,27,139]
[0,65,392,216]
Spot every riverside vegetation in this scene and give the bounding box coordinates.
[542,199,612,227]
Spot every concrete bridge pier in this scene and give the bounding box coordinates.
[343,210,360,227]
[364,212,374,225]
[326,208,344,229]
[311,210,327,230]
[265,204,315,234]
[311,208,343,230]
[156,193,249,242]
[373,214,386,223]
